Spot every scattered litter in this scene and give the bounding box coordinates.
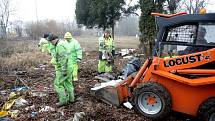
[25,105,35,111]
[32,92,47,97]
[15,71,27,75]
[30,112,38,118]
[9,110,19,118]
[0,117,14,121]
[11,86,29,92]
[39,106,55,113]
[123,102,133,109]
[120,49,136,56]
[0,90,7,95]
[0,110,19,118]
[0,92,18,118]
[8,92,17,99]
[0,111,9,117]
[122,57,141,79]
[2,98,16,111]
[14,98,28,108]
[123,55,133,59]
[91,79,123,91]
[73,112,85,121]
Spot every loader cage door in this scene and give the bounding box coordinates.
[160,23,215,58]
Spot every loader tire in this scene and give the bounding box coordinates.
[198,98,215,121]
[132,82,171,120]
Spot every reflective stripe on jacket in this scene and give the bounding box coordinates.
[99,36,115,52]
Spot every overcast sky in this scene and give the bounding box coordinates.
[12,0,215,22]
[13,0,77,22]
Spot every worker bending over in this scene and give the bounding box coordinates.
[47,34,75,107]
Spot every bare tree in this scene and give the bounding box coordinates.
[25,20,60,39]
[13,20,23,37]
[0,0,14,39]
[25,19,82,39]
[177,0,208,14]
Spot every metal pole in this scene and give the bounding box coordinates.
[34,0,38,24]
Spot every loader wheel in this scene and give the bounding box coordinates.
[132,82,171,119]
[198,98,215,121]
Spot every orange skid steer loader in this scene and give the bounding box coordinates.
[92,12,215,121]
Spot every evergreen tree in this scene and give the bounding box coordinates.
[138,0,164,56]
[76,0,137,38]
[75,0,95,28]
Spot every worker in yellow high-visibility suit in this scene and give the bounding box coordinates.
[98,30,115,73]
[38,33,49,53]
[64,32,82,81]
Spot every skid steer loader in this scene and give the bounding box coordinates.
[92,12,215,121]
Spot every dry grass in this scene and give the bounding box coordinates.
[0,40,50,71]
[0,36,139,70]
[75,36,140,51]
[0,52,50,70]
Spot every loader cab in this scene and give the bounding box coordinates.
[154,13,215,59]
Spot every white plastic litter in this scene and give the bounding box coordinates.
[32,92,47,97]
[91,79,123,91]
[14,98,28,108]
[120,49,136,56]
[123,55,133,59]
[39,106,55,112]
[25,105,35,111]
[123,102,133,109]
[0,90,7,95]
[121,49,129,56]
[73,112,85,121]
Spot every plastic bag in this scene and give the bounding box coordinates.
[122,57,141,78]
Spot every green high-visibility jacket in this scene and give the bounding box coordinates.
[48,42,57,65]
[53,40,69,75]
[99,36,115,53]
[67,38,82,64]
[39,38,49,52]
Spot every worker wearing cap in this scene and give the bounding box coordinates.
[38,33,49,53]
[64,32,82,81]
[47,34,74,107]
[98,30,115,73]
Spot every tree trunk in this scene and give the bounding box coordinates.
[111,25,114,39]
[2,26,7,39]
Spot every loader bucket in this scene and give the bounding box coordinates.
[92,59,150,106]
[91,77,133,106]
[94,86,120,106]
